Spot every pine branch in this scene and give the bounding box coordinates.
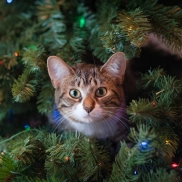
[59,3,95,63]
[0,1,37,56]
[154,76,182,106]
[0,128,181,181]
[141,68,182,110]
[78,138,111,181]
[126,0,182,53]
[0,106,8,121]
[141,68,166,89]
[89,30,111,63]
[129,125,157,145]
[12,46,47,103]
[141,168,176,182]
[154,127,178,163]
[37,82,54,114]
[37,0,67,50]
[11,136,45,164]
[109,142,140,182]
[45,132,83,180]
[12,69,38,103]
[98,1,140,59]
[127,99,159,124]
[0,56,18,70]
[22,46,46,73]
[116,8,152,47]
[0,153,18,182]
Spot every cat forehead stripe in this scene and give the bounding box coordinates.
[74,67,99,86]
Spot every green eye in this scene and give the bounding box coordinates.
[95,87,107,97]
[69,89,81,98]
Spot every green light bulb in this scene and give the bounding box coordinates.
[79,17,86,28]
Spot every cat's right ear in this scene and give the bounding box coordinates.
[100,52,126,84]
[47,56,74,89]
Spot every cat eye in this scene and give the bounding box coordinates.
[69,89,81,99]
[95,87,107,97]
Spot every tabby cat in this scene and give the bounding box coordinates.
[47,52,131,143]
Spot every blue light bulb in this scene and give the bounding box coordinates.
[138,141,150,151]
[141,141,148,146]
[7,0,13,3]
[134,170,138,175]
[24,124,31,130]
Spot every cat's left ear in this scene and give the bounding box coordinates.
[100,52,126,83]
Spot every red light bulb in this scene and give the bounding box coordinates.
[171,162,179,168]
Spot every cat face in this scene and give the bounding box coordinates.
[47,52,127,137]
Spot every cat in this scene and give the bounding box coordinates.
[47,52,133,144]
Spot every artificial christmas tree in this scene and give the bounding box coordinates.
[0,0,182,181]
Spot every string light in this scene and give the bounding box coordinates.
[14,52,19,57]
[1,152,5,155]
[171,162,179,168]
[24,124,31,130]
[79,17,86,28]
[7,0,13,3]
[65,156,69,162]
[138,141,150,151]
[128,26,133,31]
[151,101,157,106]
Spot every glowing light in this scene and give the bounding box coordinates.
[24,124,31,130]
[138,141,150,151]
[79,17,86,28]
[171,162,179,168]
[65,156,69,162]
[7,0,13,3]
[1,152,4,155]
[14,52,19,57]
[151,101,157,106]
[128,26,133,31]
[141,142,148,146]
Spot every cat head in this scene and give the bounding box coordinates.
[47,52,126,133]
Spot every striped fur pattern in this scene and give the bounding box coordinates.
[47,52,130,141]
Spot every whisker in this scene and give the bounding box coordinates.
[100,110,130,130]
[51,112,73,132]
[52,116,67,132]
[105,119,114,137]
[102,106,125,108]
[112,116,130,130]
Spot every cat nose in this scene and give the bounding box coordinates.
[83,106,94,113]
[83,97,95,113]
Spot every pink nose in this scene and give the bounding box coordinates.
[83,106,94,113]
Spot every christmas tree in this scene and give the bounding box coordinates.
[0,0,182,181]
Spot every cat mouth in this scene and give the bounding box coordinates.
[82,115,95,122]
[69,115,94,123]
[69,111,112,123]
[79,114,111,123]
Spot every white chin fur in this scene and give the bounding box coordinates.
[70,118,119,139]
